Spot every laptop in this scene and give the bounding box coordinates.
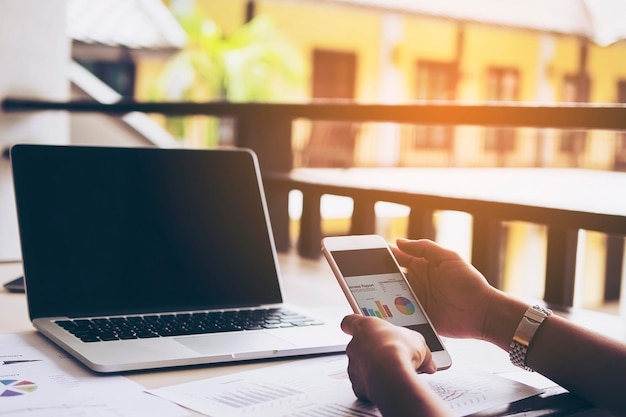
[10,144,348,373]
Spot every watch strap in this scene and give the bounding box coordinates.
[509,305,552,371]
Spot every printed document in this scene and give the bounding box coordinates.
[148,354,542,417]
[0,332,186,417]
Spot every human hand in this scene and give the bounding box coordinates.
[392,239,497,340]
[340,314,436,404]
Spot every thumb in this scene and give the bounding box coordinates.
[340,314,361,335]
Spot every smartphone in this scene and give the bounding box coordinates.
[322,234,452,370]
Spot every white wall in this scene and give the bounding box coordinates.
[0,0,70,261]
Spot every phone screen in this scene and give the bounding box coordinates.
[330,247,444,352]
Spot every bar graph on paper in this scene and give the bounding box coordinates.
[160,378,382,417]
[209,382,303,408]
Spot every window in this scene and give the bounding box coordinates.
[486,67,519,101]
[304,49,358,167]
[411,60,457,150]
[485,67,519,154]
[416,60,457,101]
[311,49,356,99]
[559,74,590,156]
[614,80,626,170]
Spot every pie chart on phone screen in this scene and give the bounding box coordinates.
[394,297,416,315]
[0,380,38,397]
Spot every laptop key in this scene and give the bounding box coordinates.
[54,307,322,342]
[79,335,101,343]
[135,331,160,338]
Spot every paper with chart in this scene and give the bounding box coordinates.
[147,354,542,417]
[0,332,186,417]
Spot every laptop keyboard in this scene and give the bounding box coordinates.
[55,308,323,343]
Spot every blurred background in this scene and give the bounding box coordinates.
[2,0,626,316]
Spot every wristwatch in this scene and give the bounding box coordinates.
[509,305,552,371]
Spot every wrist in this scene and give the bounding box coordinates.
[482,290,529,351]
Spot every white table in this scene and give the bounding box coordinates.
[1,254,621,416]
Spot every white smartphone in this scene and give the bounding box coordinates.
[322,234,452,370]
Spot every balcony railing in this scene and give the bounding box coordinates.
[4,98,626,310]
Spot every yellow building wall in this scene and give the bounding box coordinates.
[399,17,458,101]
[403,17,458,59]
[258,1,383,101]
[191,0,247,34]
[149,2,626,107]
[588,41,626,103]
[138,1,626,170]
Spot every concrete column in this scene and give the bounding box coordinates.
[0,0,70,261]
[377,13,404,167]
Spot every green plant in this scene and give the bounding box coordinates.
[152,11,306,145]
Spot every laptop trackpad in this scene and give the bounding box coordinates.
[175,332,296,356]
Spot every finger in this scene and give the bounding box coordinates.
[416,348,437,374]
[406,329,437,374]
[390,245,413,267]
[340,314,361,335]
[396,238,454,265]
[392,245,431,279]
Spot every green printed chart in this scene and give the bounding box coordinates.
[0,379,38,397]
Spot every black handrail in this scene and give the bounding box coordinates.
[4,98,626,130]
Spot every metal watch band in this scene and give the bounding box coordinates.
[509,305,552,371]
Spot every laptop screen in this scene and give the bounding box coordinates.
[11,145,284,319]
